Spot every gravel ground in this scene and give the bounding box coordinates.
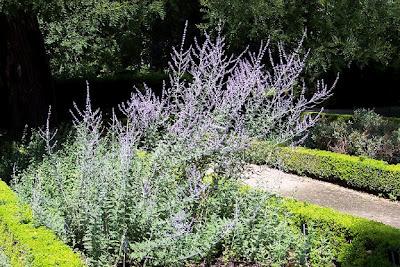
[244,164,400,229]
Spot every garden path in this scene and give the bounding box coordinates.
[244,164,400,229]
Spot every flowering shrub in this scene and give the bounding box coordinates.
[307,109,400,163]
[13,28,334,266]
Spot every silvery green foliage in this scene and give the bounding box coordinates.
[14,29,334,266]
[166,28,335,147]
[38,106,58,155]
[0,248,10,267]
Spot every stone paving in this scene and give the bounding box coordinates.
[244,164,400,228]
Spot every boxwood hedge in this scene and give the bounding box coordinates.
[283,199,400,267]
[247,141,400,200]
[0,181,85,267]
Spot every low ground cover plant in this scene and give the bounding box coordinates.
[12,28,336,266]
[306,109,400,164]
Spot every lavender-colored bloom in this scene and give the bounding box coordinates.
[15,25,336,266]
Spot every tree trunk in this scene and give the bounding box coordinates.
[0,10,54,132]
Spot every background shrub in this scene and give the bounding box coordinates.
[0,129,46,184]
[306,109,400,164]
[0,124,72,184]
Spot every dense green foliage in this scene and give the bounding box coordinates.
[0,181,84,267]
[247,141,400,200]
[304,111,400,125]
[0,0,203,79]
[39,0,165,78]
[5,0,400,80]
[0,131,46,184]
[307,110,400,163]
[11,149,400,267]
[0,0,170,78]
[201,0,400,76]
[13,139,400,266]
[13,126,307,266]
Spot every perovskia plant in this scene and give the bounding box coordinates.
[13,25,335,266]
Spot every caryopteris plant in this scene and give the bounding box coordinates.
[13,27,335,266]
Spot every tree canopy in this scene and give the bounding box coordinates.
[201,0,400,76]
[1,0,168,78]
[4,0,400,79]
[39,0,166,78]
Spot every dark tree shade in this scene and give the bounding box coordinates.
[149,0,202,70]
[0,10,53,130]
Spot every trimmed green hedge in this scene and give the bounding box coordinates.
[0,181,85,267]
[282,199,400,267]
[247,141,400,199]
